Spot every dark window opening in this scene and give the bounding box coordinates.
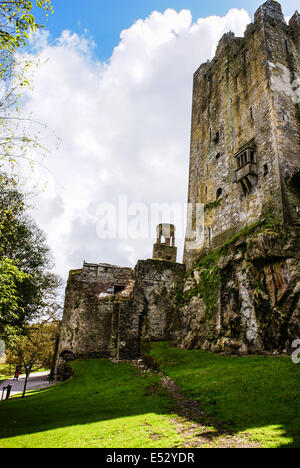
[216,152,221,160]
[208,227,212,246]
[114,285,126,294]
[289,172,300,217]
[213,131,220,143]
[235,148,256,169]
[216,188,222,200]
[284,39,290,56]
[264,164,269,176]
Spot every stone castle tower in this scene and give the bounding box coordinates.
[184,0,300,267]
[56,1,300,371]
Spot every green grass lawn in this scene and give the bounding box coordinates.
[0,343,299,448]
[0,359,182,448]
[149,342,300,448]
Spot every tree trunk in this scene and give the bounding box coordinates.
[22,372,30,398]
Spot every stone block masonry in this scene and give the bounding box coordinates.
[184,0,300,267]
[56,253,185,370]
[178,1,300,355]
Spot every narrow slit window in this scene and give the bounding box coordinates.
[216,188,222,200]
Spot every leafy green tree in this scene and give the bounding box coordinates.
[0,172,28,342]
[0,0,55,165]
[0,1,53,56]
[0,171,62,344]
[5,320,59,397]
[0,2,60,345]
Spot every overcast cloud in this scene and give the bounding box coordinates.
[20,7,252,278]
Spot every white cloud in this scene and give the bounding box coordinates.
[20,8,251,279]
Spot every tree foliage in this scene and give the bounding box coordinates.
[0,0,55,165]
[0,1,61,346]
[0,1,53,55]
[0,172,62,344]
[6,320,59,396]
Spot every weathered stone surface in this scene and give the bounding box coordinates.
[178,224,300,354]
[184,0,300,268]
[179,1,300,355]
[56,263,135,365]
[133,259,185,346]
[56,258,185,370]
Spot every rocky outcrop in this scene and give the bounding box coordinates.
[177,221,300,354]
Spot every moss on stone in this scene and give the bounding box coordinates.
[204,198,223,212]
[177,207,281,321]
[67,269,82,288]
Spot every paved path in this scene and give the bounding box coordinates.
[0,371,56,398]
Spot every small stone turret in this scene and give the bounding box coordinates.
[152,223,177,262]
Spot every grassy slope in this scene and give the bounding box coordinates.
[0,344,299,448]
[149,342,300,448]
[0,359,182,448]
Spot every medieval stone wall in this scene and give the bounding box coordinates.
[133,260,185,345]
[56,264,135,362]
[56,259,185,367]
[179,1,300,355]
[184,0,300,268]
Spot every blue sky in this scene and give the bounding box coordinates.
[33,0,297,61]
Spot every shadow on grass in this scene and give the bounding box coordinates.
[0,343,299,448]
[0,359,175,446]
[149,342,300,448]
